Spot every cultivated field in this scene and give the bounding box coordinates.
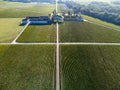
[17,25,56,43]
[0,1,120,90]
[0,2,55,18]
[60,21,120,42]
[81,14,120,30]
[60,45,120,90]
[0,18,23,43]
[0,45,55,90]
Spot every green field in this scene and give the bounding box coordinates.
[81,14,120,30]
[61,45,120,90]
[60,21,120,42]
[0,1,56,43]
[0,2,55,18]
[0,45,55,90]
[1,1,120,90]
[0,45,120,90]
[0,18,23,43]
[17,25,56,43]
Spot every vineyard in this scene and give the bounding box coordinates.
[0,1,120,90]
[60,21,120,42]
[60,45,120,90]
[0,45,55,90]
[17,25,56,43]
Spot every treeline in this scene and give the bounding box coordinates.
[65,1,120,25]
[112,1,120,5]
[3,0,55,3]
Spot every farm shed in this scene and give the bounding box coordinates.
[64,16,84,21]
[20,16,52,25]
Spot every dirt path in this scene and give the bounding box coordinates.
[11,21,30,44]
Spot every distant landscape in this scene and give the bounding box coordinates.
[65,1,120,25]
[2,0,56,2]
[4,0,120,25]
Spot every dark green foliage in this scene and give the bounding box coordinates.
[112,1,120,5]
[3,0,55,3]
[65,1,120,25]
